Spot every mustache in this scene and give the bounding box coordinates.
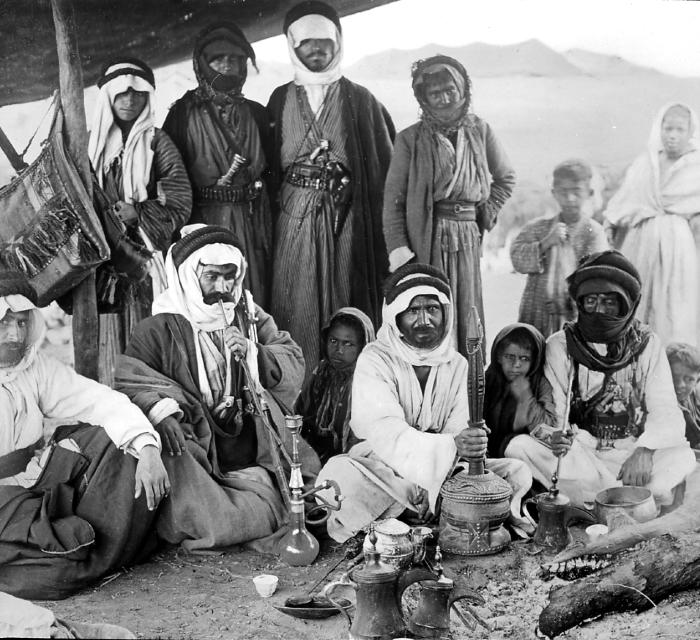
[202,292,237,305]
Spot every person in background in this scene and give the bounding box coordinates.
[666,342,700,449]
[267,0,395,377]
[163,24,273,307]
[604,103,700,346]
[383,55,515,355]
[0,271,168,600]
[295,307,374,464]
[484,323,557,458]
[510,159,608,337]
[505,251,696,511]
[88,57,192,383]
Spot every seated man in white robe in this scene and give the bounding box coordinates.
[0,271,169,599]
[506,250,697,510]
[317,264,532,542]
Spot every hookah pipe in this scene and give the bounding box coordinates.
[217,298,292,509]
[216,298,342,561]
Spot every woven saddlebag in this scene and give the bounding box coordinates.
[0,107,109,306]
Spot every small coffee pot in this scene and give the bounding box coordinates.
[408,545,484,639]
[525,466,596,552]
[323,525,436,640]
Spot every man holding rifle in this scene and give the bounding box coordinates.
[116,224,320,553]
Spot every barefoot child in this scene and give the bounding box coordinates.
[295,308,375,464]
[485,323,558,457]
[510,159,608,337]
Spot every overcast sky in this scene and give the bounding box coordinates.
[255,0,700,77]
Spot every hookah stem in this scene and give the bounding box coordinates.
[239,358,292,509]
[218,299,292,507]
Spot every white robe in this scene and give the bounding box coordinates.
[505,330,696,508]
[317,340,531,542]
[604,103,700,345]
[0,351,159,487]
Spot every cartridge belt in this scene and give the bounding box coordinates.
[196,182,260,204]
[581,412,636,441]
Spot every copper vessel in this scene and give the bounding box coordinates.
[324,526,436,640]
[438,307,513,555]
[408,546,484,639]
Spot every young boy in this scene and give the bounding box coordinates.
[484,323,558,457]
[295,308,375,464]
[510,159,608,337]
[666,342,700,449]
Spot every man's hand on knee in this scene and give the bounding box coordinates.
[156,415,190,456]
[455,427,488,459]
[618,447,653,486]
[134,444,171,511]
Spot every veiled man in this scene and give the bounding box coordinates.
[0,271,169,599]
[267,0,395,376]
[316,264,532,542]
[116,224,320,553]
[383,55,515,355]
[164,24,273,307]
[506,250,696,510]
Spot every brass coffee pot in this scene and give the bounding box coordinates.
[408,545,484,639]
[323,525,436,640]
[438,307,513,555]
[525,463,596,552]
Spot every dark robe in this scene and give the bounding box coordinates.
[163,95,273,307]
[0,424,157,600]
[484,323,557,456]
[267,78,395,344]
[116,308,321,552]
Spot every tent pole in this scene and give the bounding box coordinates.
[0,125,28,173]
[51,0,99,380]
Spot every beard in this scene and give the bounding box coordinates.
[0,342,27,367]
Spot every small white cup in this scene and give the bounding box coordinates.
[253,574,279,598]
[585,524,609,541]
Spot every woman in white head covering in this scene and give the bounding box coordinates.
[604,103,700,346]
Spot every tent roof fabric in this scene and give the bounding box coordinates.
[1,0,396,107]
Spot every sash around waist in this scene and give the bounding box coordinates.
[433,200,477,221]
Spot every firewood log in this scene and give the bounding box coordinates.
[538,465,700,637]
[538,531,700,637]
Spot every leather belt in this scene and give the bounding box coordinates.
[433,199,477,220]
[196,182,261,204]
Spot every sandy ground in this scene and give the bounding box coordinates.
[32,266,700,639]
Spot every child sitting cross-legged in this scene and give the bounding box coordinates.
[295,308,375,465]
[484,323,558,458]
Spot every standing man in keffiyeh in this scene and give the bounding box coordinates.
[89,57,191,382]
[383,55,516,355]
[267,0,395,378]
[163,23,273,307]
